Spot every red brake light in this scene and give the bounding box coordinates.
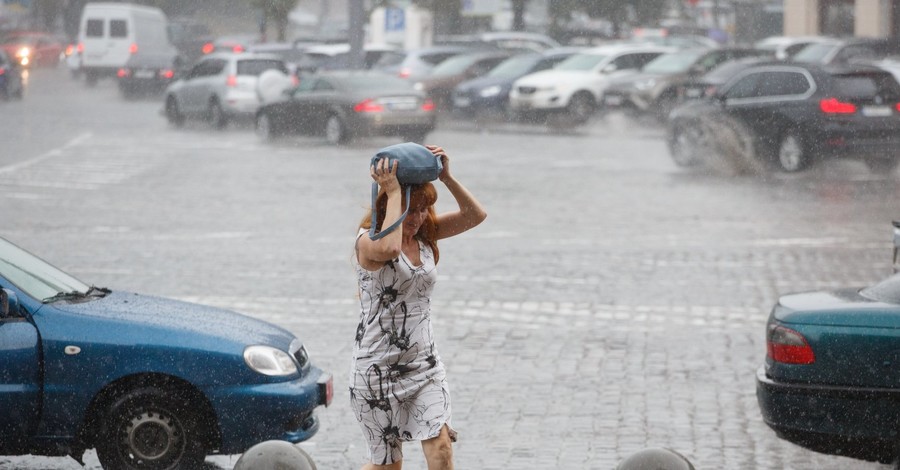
[226,74,237,87]
[232,45,244,53]
[117,68,129,78]
[65,44,74,55]
[129,43,138,54]
[421,98,435,111]
[399,67,411,79]
[160,69,174,79]
[895,103,900,112]
[766,324,815,364]
[202,42,214,54]
[819,97,856,114]
[354,98,384,113]
[77,42,83,53]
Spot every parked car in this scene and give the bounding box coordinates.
[117,49,179,97]
[0,30,64,67]
[0,235,332,469]
[435,31,561,53]
[414,50,513,110]
[667,61,900,172]
[164,52,291,129]
[791,37,900,66]
[508,43,674,124]
[372,45,472,81]
[602,47,771,120]
[676,56,773,104]
[757,223,900,464]
[255,70,436,144]
[0,49,24,99]
[754,35,833,60]
[295,43,398,74]
[452,47,582,117]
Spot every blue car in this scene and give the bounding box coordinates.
[0,236,332,469]
[451,48,580,117]
[757,222,900,464]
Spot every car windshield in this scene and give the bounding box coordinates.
[860,273,900,303]
[0,237,90,301]
[555,53,608,71]
[642,50,706,74]
[793,43,838,63]
[237,59,288,76]
[487,54,540,78]
[430,54,479,75]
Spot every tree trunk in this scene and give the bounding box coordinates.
[512,0,527,31]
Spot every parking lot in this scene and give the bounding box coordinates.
[2,66,899,469]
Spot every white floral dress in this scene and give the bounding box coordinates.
[350,230,457,465]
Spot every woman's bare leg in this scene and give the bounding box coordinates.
[421,425,454,470]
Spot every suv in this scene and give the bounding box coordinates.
[508,43,674,124]
[668,61,900,172]
[164,53,291,128]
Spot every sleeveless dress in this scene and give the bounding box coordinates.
[350,230,457,465]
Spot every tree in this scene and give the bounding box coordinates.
[511,0,527,31]
[250,0,299,42]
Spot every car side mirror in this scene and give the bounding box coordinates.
[602,64,618,74]
[0,288,19,319]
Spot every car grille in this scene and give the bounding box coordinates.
[517,86,537,95]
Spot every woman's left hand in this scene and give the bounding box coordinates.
[426,144,450,182]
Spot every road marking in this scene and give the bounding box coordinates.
[0,132,93,175]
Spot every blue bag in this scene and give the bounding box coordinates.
[369,142,443,240]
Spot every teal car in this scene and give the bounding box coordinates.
[757,222,900,463]
[0,236,333,469]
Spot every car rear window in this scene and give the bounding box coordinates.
[110,19,128,38]
[831,73,900,100]
[237,59,288,76]
[860,273,900,303]
[86,19,104,37]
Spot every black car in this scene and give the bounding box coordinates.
[254,71,436,145]
[676,56,774,103]
[0,49,24,99]
[166,18,215,64]
[117,50,180,98]
[452,47,580,118]
[667,61,900,172]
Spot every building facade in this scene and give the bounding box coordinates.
[785,0,900,37]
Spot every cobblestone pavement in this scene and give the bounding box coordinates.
[2,68,899,469]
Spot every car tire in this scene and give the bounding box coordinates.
[165,97,185,128]
[654,92,677,122]
[324,114,347,145]
[864,157,900,174]
[208,100,228,130]
[776,131,809,172]
[95,387,208,470]
[566,92,594,124]
[667,120,703,167]
[256,112,277,141]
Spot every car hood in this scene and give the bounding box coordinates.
[52,290,297,349]
[775,288,900,328]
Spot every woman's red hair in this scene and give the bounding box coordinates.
[360,183,440,264]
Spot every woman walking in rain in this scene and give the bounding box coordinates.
[350,144,487,470]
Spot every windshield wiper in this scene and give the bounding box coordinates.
[42,290,87,303]
[85,285,110,297]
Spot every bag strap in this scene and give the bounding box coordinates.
[369,183,411,240]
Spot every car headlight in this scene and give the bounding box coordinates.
[243,345,298,376]
[635,78,657,91]
[479,85,502,98]
[16,47,30,58]
[413,82,424,91]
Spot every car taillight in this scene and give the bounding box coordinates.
[895,103,900,112]
[129,43,138,54]
[160,69,174,79]
[117,68,130,78]
[202,42,214,54]
[354,98,384,113]
[399,67,411,79]
[232,45,244,53]
[422,98,435,111]
[226,74,237,87]
[65,44,74,56]
[77,42,83,53]
[766,324,815,364]
[820,97,856,114]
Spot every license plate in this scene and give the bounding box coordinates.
[604,95,623,106]
[134,69,154,79]
[388,102,415,111]
[862,106,892,117]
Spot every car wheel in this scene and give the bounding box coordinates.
[566,92,595,124]
[165,97,184,128]
[777,131,809,172]
[256,112,277,141]
[654,93,677,122]
[208,100,228,130]
[95,387,207,470]
[324,114,347,145]
[864,157,900,174]
[667,120,703,167]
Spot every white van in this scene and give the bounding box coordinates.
[78,2,174,84]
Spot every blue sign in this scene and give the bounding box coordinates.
[385,7,405,32]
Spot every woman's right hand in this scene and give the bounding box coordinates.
[371,158,400,193]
